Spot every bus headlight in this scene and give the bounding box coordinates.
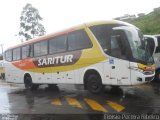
[129,64,155,75]
[137,63,155,71]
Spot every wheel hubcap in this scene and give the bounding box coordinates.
[91,80,98,89]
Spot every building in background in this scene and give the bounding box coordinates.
[114,14,136,21]
[137,13,145,17]
[154,7,160,12]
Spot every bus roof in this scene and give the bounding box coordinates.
[6,20,134,51]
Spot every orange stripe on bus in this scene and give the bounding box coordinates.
[12,58,36,69]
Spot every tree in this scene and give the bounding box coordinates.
[18,3,46,41]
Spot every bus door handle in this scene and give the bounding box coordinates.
[112,66,115,69]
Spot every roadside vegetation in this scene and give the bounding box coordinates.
[125,9,160,35]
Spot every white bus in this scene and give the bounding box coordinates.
[4,20,155,93]
[144,35,160,82]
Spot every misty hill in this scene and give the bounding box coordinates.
[123,8,160,35]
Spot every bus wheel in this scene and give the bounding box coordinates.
[86,74,103,94]
[24,76,39,90]
[155,70,160,82]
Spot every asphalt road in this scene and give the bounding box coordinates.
[0,80,160,120]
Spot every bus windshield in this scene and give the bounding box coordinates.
[112,26,154,65]
[124,28,154,65]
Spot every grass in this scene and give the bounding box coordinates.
[125,10,160,35]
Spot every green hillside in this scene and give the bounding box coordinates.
[125,10,160,35]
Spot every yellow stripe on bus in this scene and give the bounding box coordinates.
[51,98,62,106]
[66,97,82,108]
[106,100,125,112]
[84,98,108,112]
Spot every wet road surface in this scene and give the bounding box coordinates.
[0,81,160,119]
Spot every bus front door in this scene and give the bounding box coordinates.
[109,31,131,85]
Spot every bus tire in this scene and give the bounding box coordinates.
[24,76,39,90]
[155,70,160,82]
[86,74,103,94]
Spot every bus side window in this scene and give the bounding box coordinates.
[21,45,33,59]
[22,45,29,59]
[34,41,48,57]
[145,37,155,55]
[29,44,33,57]
[5,50,12,61]
[89,24,114,52]
[49,34,67,54]
[155,36,160,53]
[110,31,127,59]
[13,48,21,61]
[68,29,92,51]
[110,35,123,57]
